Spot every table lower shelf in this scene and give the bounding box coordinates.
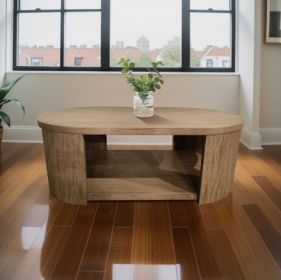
[87,177,198,201]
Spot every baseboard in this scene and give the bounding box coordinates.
[240,127,263,150]
[260,128,281,145]
[2,126,43,143]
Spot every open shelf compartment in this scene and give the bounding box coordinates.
[84,135,205,201]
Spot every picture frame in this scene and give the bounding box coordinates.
[265,0,281,43]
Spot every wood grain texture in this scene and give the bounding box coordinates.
[2,143,281,280]
[80,202,117,271]
[42,129,87,205]
[40,108,242,205]
[253,175,281,211]
[184,202,222,278]
[77,271,104,280]
[115,202,135,227]
[169,201,189,227]
[243,204,281,262]
[216,198,281,280]
[132,202,176,264]
[172,228,200,279]
[199,131,241,204]
[51,203,98,279]
[206,229,247,279]
[103,228,133,280]
[38,107,243,135]
[87,178,197,201]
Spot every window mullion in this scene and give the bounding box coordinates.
[13,0,18,69]
[101,0,110,70]
[231,0,236,71]
[60,0,65,69]
[182,0,190,70]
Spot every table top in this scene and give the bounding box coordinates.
[38,107,243,135]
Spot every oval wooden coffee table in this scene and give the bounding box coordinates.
[38,107,243,205]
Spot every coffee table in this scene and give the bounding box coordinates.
[38,107,243,205]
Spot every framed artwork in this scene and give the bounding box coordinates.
[265,0,281,43]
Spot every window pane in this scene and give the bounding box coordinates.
[20,0,61,10]
[190,13,231,68]
[64,12,101,67]
[190,0,230,10]
[17,13,60,67]
[65,0,101,9]
[110,0,181,67]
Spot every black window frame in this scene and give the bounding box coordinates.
[13,0,236,72]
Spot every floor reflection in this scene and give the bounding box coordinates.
[112,264,179,280]
[21,204,49,250]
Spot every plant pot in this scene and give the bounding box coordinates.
[133,92,154,118]
[0,125,3,144]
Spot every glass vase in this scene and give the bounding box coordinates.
[133,92,154,118]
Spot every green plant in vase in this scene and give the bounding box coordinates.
[0,76,25,143]
[118,57,164,117]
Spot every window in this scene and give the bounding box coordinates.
[222,60,229,67]
[14,0,236,72]
[206,59,213,68]
[30,57,43,66]
[74,57,83,67]
[110,0,181,67]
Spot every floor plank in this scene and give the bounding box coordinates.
[243,204,281,262]
[216,198,281,280]
[103,227,133,280]
[184,202,222,279]
[169,201,188,227]
[51,203,98,279]
[253,175,281,212]
[114,202,135,227]
[80,202,117,271]
[52,203,80,227]
[172,228,200,280]
[132,202,176,265]
[206,229,246,280]
[77,271,104,280]
[0,143,281,280]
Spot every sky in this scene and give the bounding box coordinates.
[19,0,231,50]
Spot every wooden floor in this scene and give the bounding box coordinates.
[0,144,281,280]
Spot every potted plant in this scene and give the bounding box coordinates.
[118,58,164,117]
[0,76,25,143]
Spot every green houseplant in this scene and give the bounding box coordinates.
[118,58,164,117]
[0,76,25,142]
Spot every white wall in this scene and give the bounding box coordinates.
[3,0,281,147]
[260,1,281,145]
[238,0,263,149]
[0,0,7,84]
[3,72,240,143]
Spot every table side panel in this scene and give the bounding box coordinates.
[42,130,87,205]
[199,130,241,204]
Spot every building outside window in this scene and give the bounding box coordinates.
[30,57,43,66]
[206,59,213,68]
[74,57,83,67]
[222,60,230,67]
[14,0,235,72]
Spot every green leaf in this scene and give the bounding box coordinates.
[0,76,23,102]
[0,111,11,127]
[13,99,25,114]
[155,84,161,89]
[129,62,135,69]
